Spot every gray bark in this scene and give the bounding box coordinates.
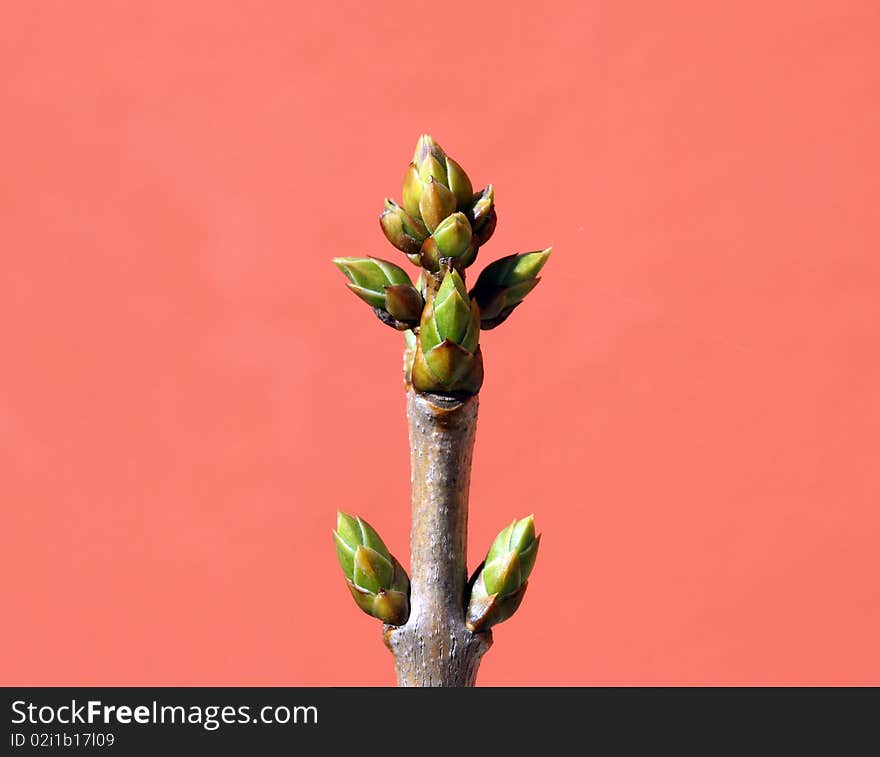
[384,390,492,686]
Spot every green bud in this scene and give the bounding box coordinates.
[469,184,496,245]
[398,135,478,231]
[482,551,522,597]
[384,284,424,325]
[418,153,448,186]
[333,257,411,304]
[418,177,456,233]
[411,268,483,395]
[474,583,527,629]
[335,511,390,561]
[468,248,551,329]
[380,200,428,261]
[402,163,423,219]
[419,212,475,271]
[432,268,473,345]
[333,511,410,626]
[333,257,423,329]
[413,133,447,167]
[445,157,474,210]
[474,208,496,246]
[466,515,540,631]
[353,545,394,594]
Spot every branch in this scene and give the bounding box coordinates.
[384,390,491,686]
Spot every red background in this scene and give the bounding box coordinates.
[2,1,879,685]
